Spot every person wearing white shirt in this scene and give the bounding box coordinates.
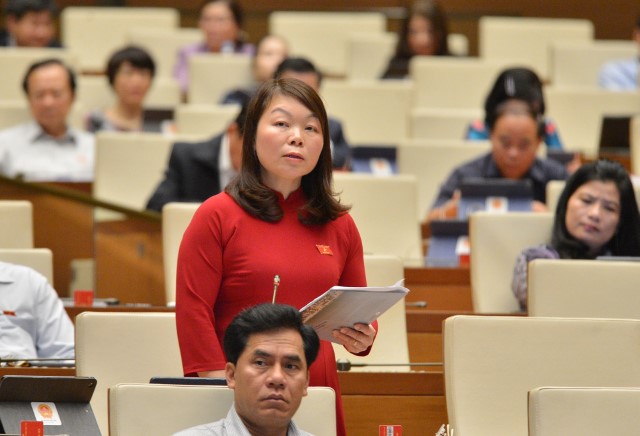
[0,261,74,360]
[0,58,95,181]
[598,17,640,91]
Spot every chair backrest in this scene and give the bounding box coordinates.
[61,7,178,72]
[174,104,240,138]
[631,114,640,175]
[321,80,413,145]
[479,16,594,80]
[333,173,422,265]
[550,40,637,88]
[162,202,200,305]
[0,47,78,102]
[545,179,565,212]
[332,255,409,371]
[269,11,386,77]
[187,54,253,104]
[444,315,640,436]
[396,140,491,220]
[108,383,336,436]
[469,212,554,313]
[528,259,640,318]
[410,107,483,140]
[93,132,173,212]
[0,248,53,284]
[127,28,202,79]
[346,32,397,81]
[410,57,511,110]
[0,200,33,248]
[75,312,183,435]
[528,386,640,436]
[545,86,640,158]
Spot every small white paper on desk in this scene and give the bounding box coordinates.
[300,279,409,342]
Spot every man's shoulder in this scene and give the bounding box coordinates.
[453,152,492,175]
[534,157,568,180]
[173,418,227,436]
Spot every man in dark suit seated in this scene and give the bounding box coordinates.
[0,0,61,47]
[145,103,248,212]
[274,57,352,170]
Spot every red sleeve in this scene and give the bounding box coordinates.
[175,197,226,375]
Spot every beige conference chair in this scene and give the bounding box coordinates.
[333,173,422,266]
[61,7,179,72]
[469,212,554,313]
[479,16,594,80]
[187,54,252,104]
[0,248,53,284]
[321,79,413,145]
[269,11,386,77]
[396,139,490,220]
[545,179,565,212]
[332,254,409,372]
[444,315,640,436]
[162,202,200,305]
[528,387,640,436]
[630,114,640,175]
[174,104,240,138]
[109,383,336,436]
[0,200,33,248]
[346,32,397,81]
[0,47,77,102]
[410,107,483,141]
[550,40,637,88]
[528,259,640,318]
[409,57,512,110]
[75,312,183,435]
[545,86,640,158]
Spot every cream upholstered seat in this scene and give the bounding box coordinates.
[528,387,640,436]
[528,259,640,318]
[479,16,594,80]
[410,107,483,140]
[444,315,640,436]
[321,79,413,145]
[0,47,77,102]
[545,87,640,158]
[333,173,422,265]
[396,139,490,220]
[108,383,335,436]
[127,27,202,79]
[0,248,53,284]
[174,104,240,138]
[0,200,33,248]
[162,202,200,305]
[550,40,637,88]
[545,179,565,212]
[61,7,178,72]
[469,212,554,313]
[630,114,640,175]
[409,57,511,110]
[269,11,385,77]
[75,312,183,435]
[332,255,408,372]
[346,32,397,81]
[187,54,252,104]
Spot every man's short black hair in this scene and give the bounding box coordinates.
[5,0,57,19]
[273,57,323,86]
[106,45,156,86]
[21,58,76,95]
[223,303,320,367]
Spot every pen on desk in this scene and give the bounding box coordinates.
[271,275,280,304]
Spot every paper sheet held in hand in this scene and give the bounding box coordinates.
[300,279,409,342]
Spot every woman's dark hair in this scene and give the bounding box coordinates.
[487,99,545,139]
[224,303,320,367]
[106,46,156,86]
[394,0,449,59]
[484,67,545,126]
[198,0,244,28]
[552,159,640,259]
[226,78,349,225]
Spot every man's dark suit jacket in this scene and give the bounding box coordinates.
[146,135,224,212]
[329,117,351,169]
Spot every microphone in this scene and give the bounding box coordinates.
[405,301,428,308]
[336,358,442,372]
[271,274,281,304]
[0,357,75,368]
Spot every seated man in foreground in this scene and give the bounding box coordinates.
[174,303,320,436]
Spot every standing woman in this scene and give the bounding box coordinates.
[512,159,640,310]
[381,0,449,79]
[173,0,254,94]
[176,78,376,436]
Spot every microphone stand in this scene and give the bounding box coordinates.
[336,358,442,371]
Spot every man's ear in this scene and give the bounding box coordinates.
[225,362,236,389]
[226,122,239,138]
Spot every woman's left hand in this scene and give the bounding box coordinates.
[332,323,376,354]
